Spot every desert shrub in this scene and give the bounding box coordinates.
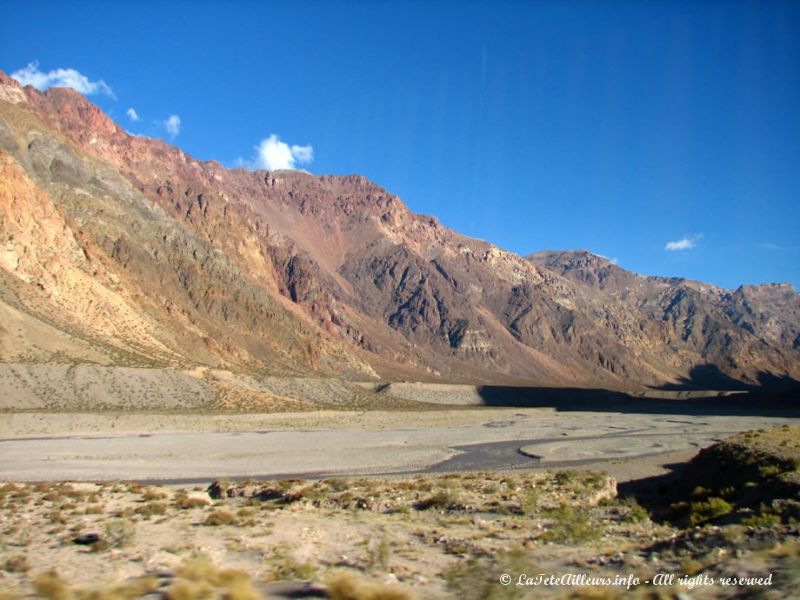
[540,503,599,544]
[126,483,144,494]
[742,505,782,527]
[443,537,470,556]
[33,570,70,600]
[2,554,28,573]
[325,477,350,492]
[112,507,135,518]
[264,545,317,581]
[203,510,238,526]
[521,488,539,516]
[367,536,391,570]
[142,488,169,502]
[47,511,67,524]
[175,496,210,510]
[92,518,135,551]
[759,464,782,478]
[135,502,167,518]
[414,490,462,511]
[582,473,606,488]
[619,497,650,523]
[178,555,253,585]
[326,572,414,600]
[554,470,578,485]
[168,555,259,600]
[689,497,733,526]
[444,547,529,600]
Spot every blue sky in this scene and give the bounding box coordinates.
[1,0,798,289]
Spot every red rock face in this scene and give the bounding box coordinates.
[1,70,798,390]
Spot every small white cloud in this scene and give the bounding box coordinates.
[242,134,314,171]
[10,61,115,98]
[760,242,781,251]
[126,108,139,121]
[665,234,702,251]
[593,252,618,264]
[164,114,181,138]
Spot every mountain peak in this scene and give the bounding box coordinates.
[0,71,26,104]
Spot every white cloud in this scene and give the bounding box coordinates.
[593,252,618,265]
[164,114,181,138]
[126,108,139,121]
[245,134,314,171]
[760,242,781,251]
[665,234,703,251]
[10,61,115,98]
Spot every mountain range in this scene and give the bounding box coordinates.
[1,70,798,403]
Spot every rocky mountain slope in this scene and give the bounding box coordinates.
[1,70,798,395]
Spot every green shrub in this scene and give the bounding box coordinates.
[554,470,578,485]
[540,503,599,544]
[689,497,733,526]
[759,465,782,478]
[521,489,539,516]
[619,497,650,523]
[742,506,782,527]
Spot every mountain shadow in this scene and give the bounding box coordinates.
[476,383,798,417]
[651,364,800,393]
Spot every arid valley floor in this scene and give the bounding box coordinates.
[1,388,798,600]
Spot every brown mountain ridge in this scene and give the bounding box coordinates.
[0,70,798,406]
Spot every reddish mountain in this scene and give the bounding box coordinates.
[1,71,797,396]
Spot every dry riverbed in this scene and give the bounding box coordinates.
[1,409,796,483]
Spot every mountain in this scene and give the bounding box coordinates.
[0,70,798,401]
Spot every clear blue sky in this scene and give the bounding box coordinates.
[2,0,798,289]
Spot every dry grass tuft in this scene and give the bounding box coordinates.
[326,571,415,600]
[168,555,260,600]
